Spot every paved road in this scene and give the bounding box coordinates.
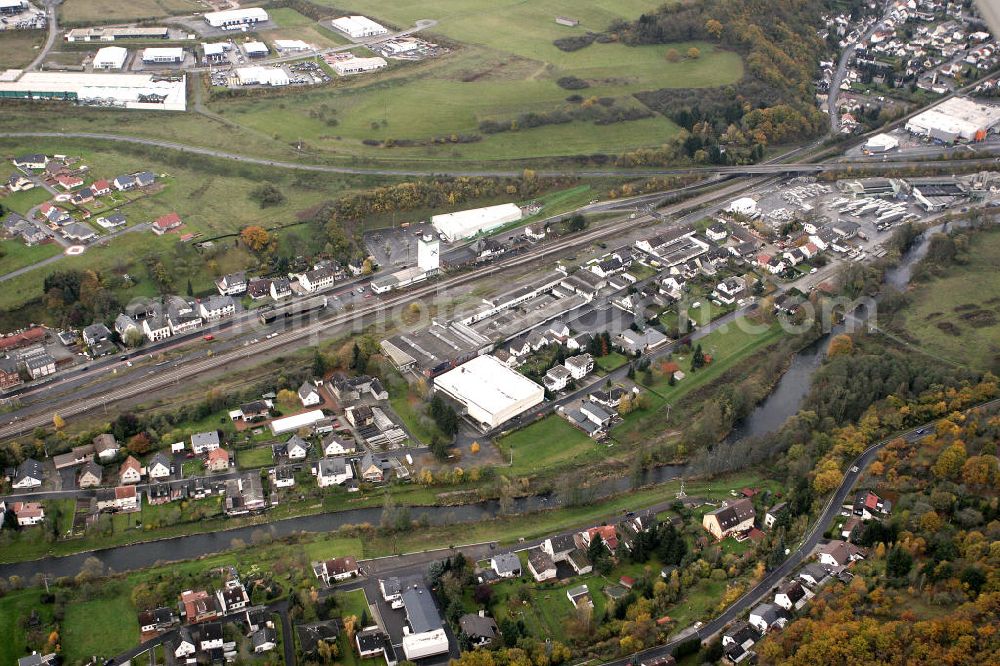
[25,0,58,72]
[828,3,890,133]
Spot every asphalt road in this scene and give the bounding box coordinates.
[828,4,889,133]
[25,0,58,72]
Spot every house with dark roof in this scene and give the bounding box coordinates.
[817,540,865,567]
[748,602,788,634]
[12,458,44,489]
[490,552,521,578]
[702,498,755,540]
[542,533,577,562]
[459,612,499,647]
[77,460,103,488]
[527,548,556,581]
[774,579,810,611]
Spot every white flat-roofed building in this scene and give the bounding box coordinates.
[236,66,290,86]
[243,41,268,57]
[432,203,522,242]
[0,0,28,14]
[905,97,1000,143]
[433,355,544,429]
[142,47,183,64]
[274,39,310,52]
[332,56,387,76]
[202,42,229,62]
[204,7,268,28]
[0,70,186,111]
[330,15,389,39]
[94,46,128,70]
[65,26,170,42]
[863,133,898,153]
[269,409,326,435]
[726,196,759,217]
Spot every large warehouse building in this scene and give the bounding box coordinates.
[204,7,268,28]
[433,354,544,429]
[330,15,389,39]
[432,202,522,242]
[904,96,1000,143]
[0,70,186,110]
[332,56,387,76]
[236,66,289,86]
[141,47,183,64]
[94,46,128,70]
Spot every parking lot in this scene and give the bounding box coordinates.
[364,222,440,269]
[0,3,46,31]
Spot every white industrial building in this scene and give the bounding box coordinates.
[93,46,128,70]
[0,0,28,14]
[274,39,310,52]
[330,15,389,39]
[332,56,387,76]
[204,7,268,28]
[235,66,290,86]
[142,47,183,64]
[417,233,440,272]
[432,202,522,242]
[904,97,1000,143]
[0,70,186,110]
[725,196,759,217]
[202,42,229,62]
[433,355,544,429]
[269,409,325,436]
[242,41,268,57]
[863,133,899,153]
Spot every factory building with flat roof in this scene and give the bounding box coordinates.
[204,7,267,28]
[432,203,522,242]
[141,47,183,64]
[330,15,389,39]
[0,70,186,110]
[65,26,169,42]
[332,56,387,76]
[94,46,128,70]
[433,354,544,430]
[904,97,1000,143]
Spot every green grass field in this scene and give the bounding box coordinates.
[0,240,60,276]
[237,446,275,469]
[59,0,202,24]
[595,352,627,373]
[497,414,601,477]
[0,30,45,70]
[1,185,50,215]
[895,228,1000,373]
[62,593,139,663]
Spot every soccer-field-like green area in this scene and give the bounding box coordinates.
[209,0,744,163]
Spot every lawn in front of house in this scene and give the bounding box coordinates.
[237,445,275,469]
[497,413,601,476]
[62,590,139,663]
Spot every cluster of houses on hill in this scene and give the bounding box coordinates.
[7,153,160,245]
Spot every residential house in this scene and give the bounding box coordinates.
[774,580,809,611]
[283,435,310,460]
[13,153,47,170]
[138,607,177,634]
[119,455,143,484]
[542,533,576,562]
[748,603,788,634]
[215,271,247,296]
[198,295,235,321]
[713,277,747,306]
[199,622,224,651]
[566,584,593,609]
[96,485,139,512]
[215,579,250,613]
[764,502,787,529]
[357,452,384,482]
[380,577,403,608]
[141,310,171,343]
[564,408,601,438]
[298,381,322,407]
[91,179,111,196]
[526,548,557,582]
[93,433,120,461]
[12,459,44,488]
[543,364,572,392]
[20,349,56,380]
[270,466,295,488]
[702,498,755,540]
[853,490,891,520]
[236,400,270,422]
[617,328,668,355]
[224,473,266,515]
[459,612,499,648]
[147,452,172,480]
[316,457,352,487]
[166,297,202,335]
[322,433,355,456]
[580,525,619,553]
[134,171,155,188]
[722,621,760,654]
[98,212,126,229]
[12,501,45,526]
[152,212,182,235]
[55,173,84,190]
[0,356,21,390]
[252,626,277,653]
[62,222,97,243]
[190,431,220,454]
[567,548,592,575]
[817,540,865,567]
[589,387,628,410]
[246,278,270,300]
[491,552,522,579]
[53,444,95,470]
[38,202,70,225]
[356,629,390,660]
[313,555,359,584]
[269,278,291,300]
[174,627,197,658]
[798,562,830,587]
[206,447,229,472]
[579,402,613,429]
[77,460,103,488]
[564,353,594,380]
[706,223,728,242]
[299,266,337,292]
[113,174,136,190]
[114,313,139,339]
[71,187,94,205]
[82,322,112,348]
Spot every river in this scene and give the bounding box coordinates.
[0,223,945,581]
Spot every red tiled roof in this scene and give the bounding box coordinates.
[115,485,137,499]
[92,179,110,191]
[154,212,182,229]
[207,448,229,462]
[864,492,879,509]
[0,327,45,352]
